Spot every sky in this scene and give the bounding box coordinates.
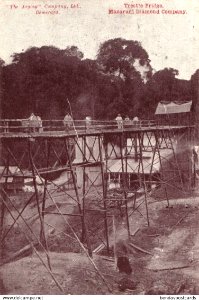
[0,0,199,80]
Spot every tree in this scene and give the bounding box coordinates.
[191,69,199,132]
[191,69,199,105]
[3,41,194,122]
[64,46,84,60]
[149,68,178,102]
[97,38,152,81]
[0,58,4,67]
[96,38,152,118]
[2,46,86,118]
[139,68,192,118]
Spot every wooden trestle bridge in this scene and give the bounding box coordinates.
[0,118,196,291]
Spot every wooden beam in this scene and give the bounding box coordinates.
[129,242,153,255]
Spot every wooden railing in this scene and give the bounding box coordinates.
[0,119,157,134]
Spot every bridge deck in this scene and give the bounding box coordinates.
[0,125,193,139]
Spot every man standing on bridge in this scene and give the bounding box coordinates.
[63,113,73,132]
[132,116,139,128]
[29,113,38,133]
[115,114,123,129]
[85,116,92,130]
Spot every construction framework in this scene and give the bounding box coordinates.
[0,119,196,291]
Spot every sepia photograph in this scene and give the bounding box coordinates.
[0,0,199,296]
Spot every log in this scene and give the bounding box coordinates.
[130,227,140,236]
[99,256,115,262]
[175,282,185,294]
[93,244,105,253]
[172,212,189,229]
[149,265,190,272]
[129,242,153,255]
[147,234,160,237]
[0,243,36,266]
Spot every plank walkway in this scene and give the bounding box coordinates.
[0,124,193,139]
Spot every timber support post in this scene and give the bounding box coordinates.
[98,135,110,253]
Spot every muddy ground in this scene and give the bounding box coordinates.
[1,187,199,295]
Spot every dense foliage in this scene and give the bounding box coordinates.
[1,38,196,120]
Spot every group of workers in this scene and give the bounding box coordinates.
[64,114,93,131]
[25,113,140,132]
[64,114,92,131]
[115,114,139,129]
[26,113,43,132]
[64,113,140,131]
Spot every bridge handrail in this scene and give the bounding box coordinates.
[0,118,157,134]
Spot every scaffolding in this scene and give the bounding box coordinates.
[0,119,195,291]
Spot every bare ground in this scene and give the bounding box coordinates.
[1,189,199,295]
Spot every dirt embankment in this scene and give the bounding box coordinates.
[1,190,199,295]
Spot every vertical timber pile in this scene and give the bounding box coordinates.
[81,136,86,243]
[64,137,92,256]
[154,130,170,207]
[98,135,110,253]
[137,132,150,226]
[119,132,130,235]
[28,139,47,249]
[41,139,50,245]
[0,140,10,259]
